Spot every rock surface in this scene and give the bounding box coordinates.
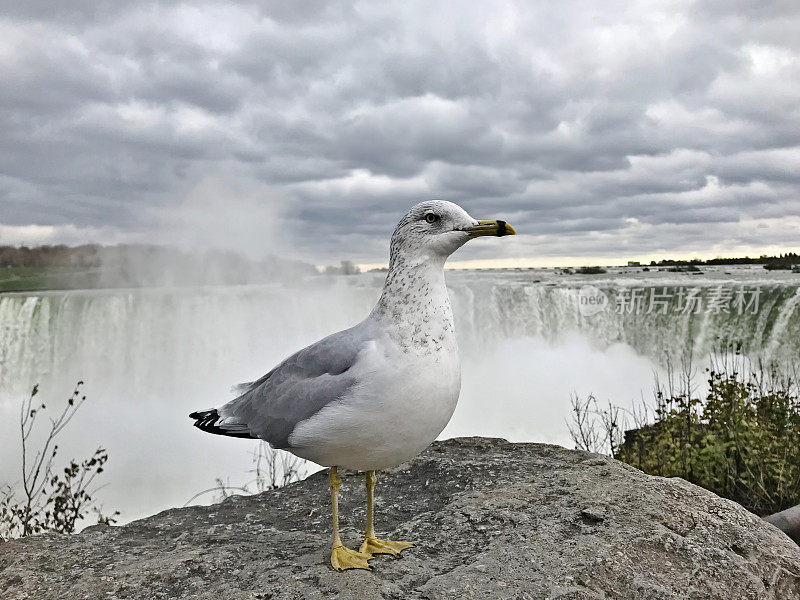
[2,437,800,599]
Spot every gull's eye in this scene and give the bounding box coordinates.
[425,213,438,224]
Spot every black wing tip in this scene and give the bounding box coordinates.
[189,408,220,432]
[189,408,256,439]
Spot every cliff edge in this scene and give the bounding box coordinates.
[1,437,799,599]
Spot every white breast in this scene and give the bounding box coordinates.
[288,258,462,470]
[288,330,461,471]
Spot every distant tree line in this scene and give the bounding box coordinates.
[0,244,103,268]
[0,244,320,288]
[649,252,800,270]
[323,260,361,275]
[762,253,800,271]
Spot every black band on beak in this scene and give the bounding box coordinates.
[466,219,516,237]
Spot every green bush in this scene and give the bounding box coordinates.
[571,357,800,516]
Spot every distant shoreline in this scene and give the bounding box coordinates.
[2,244,799,293]
[3,263,800,296]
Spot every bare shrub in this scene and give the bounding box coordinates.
[185,442,307,506]
[0,382,119,540]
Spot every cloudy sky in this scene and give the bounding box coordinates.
[1,0,799,267]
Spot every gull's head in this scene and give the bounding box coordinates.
[389,200,516,264]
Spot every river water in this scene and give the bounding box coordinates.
[1,265,798,523]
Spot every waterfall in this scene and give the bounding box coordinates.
[1,274,799,397]
[1,269,798,523]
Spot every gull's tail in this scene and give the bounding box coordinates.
[189,408,257,439]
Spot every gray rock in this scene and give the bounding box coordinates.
[765,504,800,546]
[2,437,799,599]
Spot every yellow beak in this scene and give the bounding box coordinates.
[466,219,517,237]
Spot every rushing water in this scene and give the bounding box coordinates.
[0,265,798,523]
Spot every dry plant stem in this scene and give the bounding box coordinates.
[19,383,85,535]
[183,443,307,506]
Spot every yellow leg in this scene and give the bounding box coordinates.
[329,467,372,571]
[359,470,413,558]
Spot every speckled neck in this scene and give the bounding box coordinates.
[370,252,456,354]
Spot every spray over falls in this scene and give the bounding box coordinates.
[1,270,798,398]
[1,267,799,522]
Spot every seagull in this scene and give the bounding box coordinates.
[190,200,516,571]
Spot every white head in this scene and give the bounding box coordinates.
[388,200,516,267]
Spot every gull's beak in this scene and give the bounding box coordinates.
[466,219,517,237]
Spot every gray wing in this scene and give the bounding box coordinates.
[216,322,374,448]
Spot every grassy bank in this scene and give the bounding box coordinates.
[0,266,99,293]
[0,266,51,292]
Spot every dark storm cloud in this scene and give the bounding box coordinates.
[1,1,799,262]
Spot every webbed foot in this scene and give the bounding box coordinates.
[331,543,372,571]
[359,537,413,558]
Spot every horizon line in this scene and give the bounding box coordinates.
[357,246,800,271]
